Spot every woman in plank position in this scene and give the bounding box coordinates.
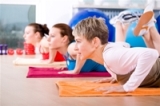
[72,1,160,93]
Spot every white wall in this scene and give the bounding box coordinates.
[37,0,77,28]
[0,0,78,28]
[1,0,159,29]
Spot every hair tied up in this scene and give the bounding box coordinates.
[41,24,49,35]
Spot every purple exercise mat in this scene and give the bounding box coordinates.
[27,67,111,78]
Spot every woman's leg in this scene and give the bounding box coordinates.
[142,31,155,48]
[134,15,160,54]
[122,23,130,39]
[133,12,158,50]
[115,22,126,42]
[148,26,160,54]
[134,0,160,54]
[113,22,131,48]
[144,0,160,54]
[110,12,139,48]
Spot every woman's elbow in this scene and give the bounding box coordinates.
[149,49,159,59]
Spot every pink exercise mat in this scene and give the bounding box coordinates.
[27,67,111,78]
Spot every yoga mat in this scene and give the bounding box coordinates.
[13,57,66,67]
[56,80,160,97]
[27,67,111,78]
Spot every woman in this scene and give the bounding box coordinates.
[72,1,160,93]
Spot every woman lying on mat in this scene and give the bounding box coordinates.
[43,23,107,74]
[72,2,160,93]
[23,23,64,61]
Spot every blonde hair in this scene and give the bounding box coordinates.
[72,17,109,44]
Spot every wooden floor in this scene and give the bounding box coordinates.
[0,55,160,106]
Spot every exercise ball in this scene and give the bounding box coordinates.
[69,9,115,42]
[126,22,146,47]
[156,15,160,33]
[126,21,159,47]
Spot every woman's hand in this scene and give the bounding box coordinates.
[95,85,126,94]
[58,70,79,74]
[93,78,126,94]
[93,77,117,83]
[39,37,49,53]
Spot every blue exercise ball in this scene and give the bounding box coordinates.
[156,15,160,33]
[126,22,146,47]
[69,9,115,42]
[126,21,159,47]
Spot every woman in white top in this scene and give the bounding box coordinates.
[72,1,160,93]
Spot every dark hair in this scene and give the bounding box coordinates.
[28,23,49,38]
[53,23,74,44]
